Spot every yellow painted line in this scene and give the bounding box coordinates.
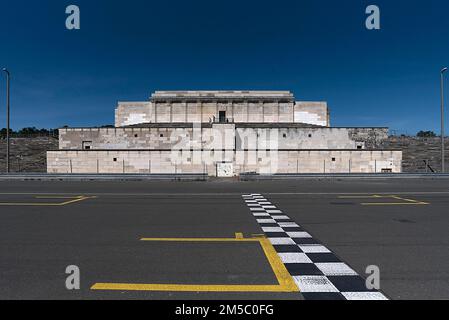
[339,194,429,206]
[0,195,96,206]
[140,237,259,242]
[339,195,382,199]
[390,196,429,205]
[361,202,429,206]
[34,196,82,199]
[258,237,298,291]
[91,283,292,292]
[59,196,96,206]
[92,235,299,293]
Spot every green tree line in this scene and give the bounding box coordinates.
[0,127,59,136]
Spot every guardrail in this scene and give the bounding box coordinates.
[0,173,208,181]
[239,173,449,180]
[2,172,449,181]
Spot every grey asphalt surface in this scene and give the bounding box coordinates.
[0,179,448,300]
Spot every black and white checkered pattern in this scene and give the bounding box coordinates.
[242,193,388,300]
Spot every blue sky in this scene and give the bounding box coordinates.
[0,0,448,134]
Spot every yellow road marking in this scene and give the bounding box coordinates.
[139,237,256,242]
[0,195,96,206]
[252,233,266,238]
[258,237,297,291]
[91,235,298,293]
[361,202,428,206]
[91,283,293,292]
[34,196,82,199]
[339,195,382,199]
[338,194,429,206]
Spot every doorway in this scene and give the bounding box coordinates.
[219,111,226,123]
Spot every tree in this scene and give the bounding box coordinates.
[0,128,14,135]
[417,130,437,138]
[18,127,39,135]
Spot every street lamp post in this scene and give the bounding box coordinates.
[441,67,448,173]
[2,68,10,173]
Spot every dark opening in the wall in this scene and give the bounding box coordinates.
[357,145,362,149]
[82,141,92,150]
[113,158,117,162]
[160,134,164,137]
[308,134,312,138]
[332,158,336,162]
[134,134,138,138]
[283,133,287,138]
[219,111,226,123]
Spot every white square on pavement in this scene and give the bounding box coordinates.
[266,210,283,214]
[271,215,290,220]
[278,222,300,228]
[278,252,313,264]
[257,219,276,224]
[250,207,265,211]
[342,292,388,300]
[287,232,312,238]
[298,245,331,253]
[315,263,358,276]
[268,238,296,245]
[253,212,270,217]
[292,276,339,293]
[262,227,284,232]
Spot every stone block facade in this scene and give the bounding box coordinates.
[58,126,388,151]
[47,150,402,175]
[114,91,329,127]
[48,90,401,176]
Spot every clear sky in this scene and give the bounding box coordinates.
[0,0,448,134]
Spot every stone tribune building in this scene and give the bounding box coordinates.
[47,91,402,176]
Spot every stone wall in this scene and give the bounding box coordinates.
[59,126,388,151]
[114,100,330,126]
[47,150,402,175]
[0,137,58,173]
[382,136,449,173]
[115,102,152,127]
[294,102,329,126]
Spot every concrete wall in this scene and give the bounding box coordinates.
[47,150,402,175]
[59,126,388,151]
[294,102,329,126]
[115,102,152,127]
[115,101,330,126]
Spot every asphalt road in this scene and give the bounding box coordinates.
[0,178,448,300]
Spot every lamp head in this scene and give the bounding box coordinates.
[442,67,448,74]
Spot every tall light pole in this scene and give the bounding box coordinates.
[441,67,448,173]
[2,68,10,173]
